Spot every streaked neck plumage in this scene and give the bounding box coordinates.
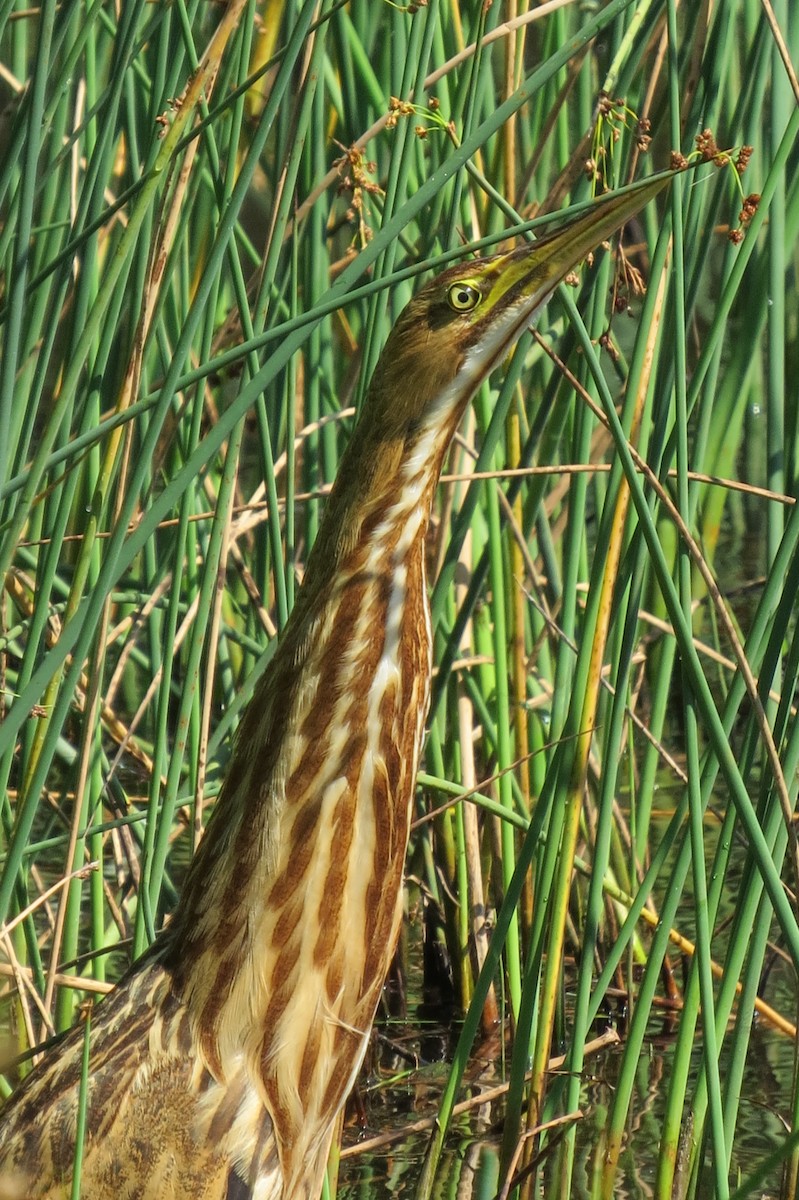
[161,179,671,1196]
[163,348,474,1194]
[0,177,671,1200]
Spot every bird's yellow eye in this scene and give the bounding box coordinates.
[446,282,481,312]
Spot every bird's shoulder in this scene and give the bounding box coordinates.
[0,954,277,1199]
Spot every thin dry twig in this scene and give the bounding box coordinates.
[292,0,579,231]
[535,331,799,897]
[340,1030,611,1160]
[1,863,99,941]
[759,0,799,104]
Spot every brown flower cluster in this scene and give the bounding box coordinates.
[612,251,646,316]
[597,91,620,117]
[740,192,760,221]
[388,95,454,141]
[695,128,727,166]
[333,145,383,244]
[667,131,760,243]
[694,131,753,176]
[386,96,415,129]
[635,117,652,153]
[729,193,760,244]
[587,95,652,190]
[735,145,753,174]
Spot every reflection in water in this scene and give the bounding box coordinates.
[339,789,796,1199]
[340,1133,500,1198]
[338,1004,795,1198]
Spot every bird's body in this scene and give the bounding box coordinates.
[0,395,435,1199]
[0,178,666,1199]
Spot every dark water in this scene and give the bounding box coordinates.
[337,782,797,1200]
[338,1003,796,1198]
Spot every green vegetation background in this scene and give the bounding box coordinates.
[0,2,798,1197]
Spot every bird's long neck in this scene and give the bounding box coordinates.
[162,391,464,1191]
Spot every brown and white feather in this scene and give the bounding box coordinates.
[0,178,667,1199]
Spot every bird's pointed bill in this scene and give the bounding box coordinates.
[495,174,669,305]
[454,173,670,380]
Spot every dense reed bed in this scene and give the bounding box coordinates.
[1,1,798,1196]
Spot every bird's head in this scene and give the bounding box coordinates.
[363,174,669,455]
[316,174,671,575]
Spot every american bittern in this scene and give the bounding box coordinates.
[0,177,665,1199]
